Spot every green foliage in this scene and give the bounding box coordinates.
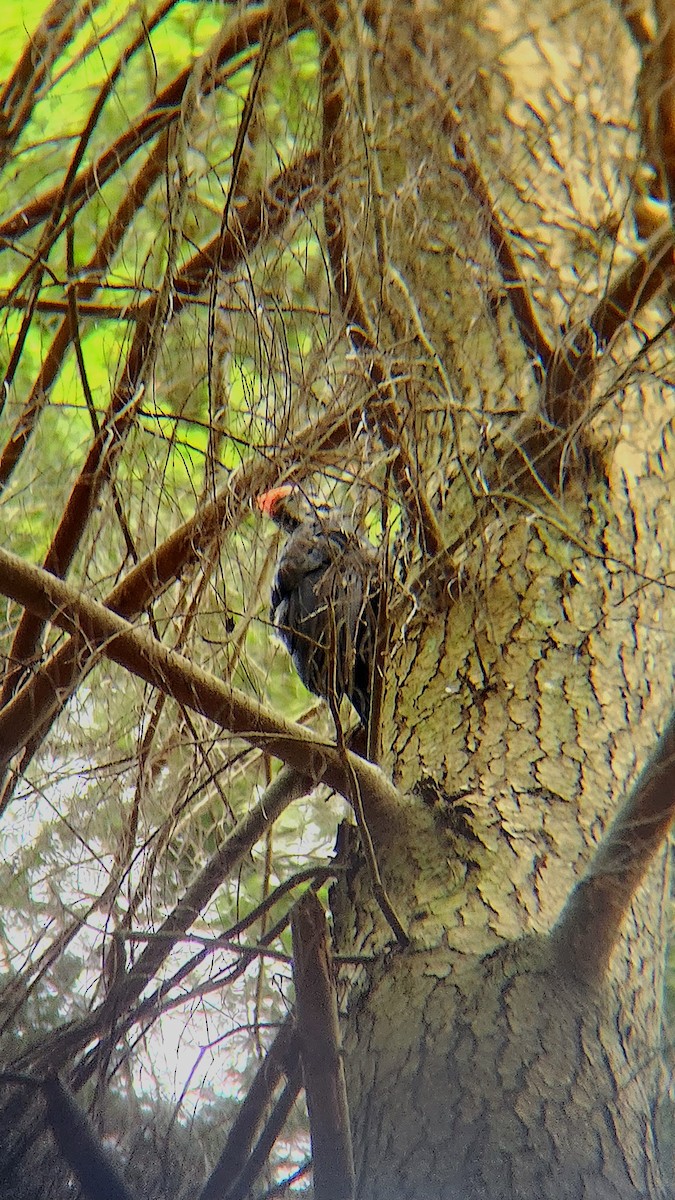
[0,5,337,1186]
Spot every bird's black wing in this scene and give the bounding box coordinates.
[270,519,379,722]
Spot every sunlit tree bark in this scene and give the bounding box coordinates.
[320,3,675,1195]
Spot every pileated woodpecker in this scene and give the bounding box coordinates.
[257,486,379,725]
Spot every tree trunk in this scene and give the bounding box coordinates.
[323,1,674,1195]
[0,0,672,1196]
[343,941,668,1198]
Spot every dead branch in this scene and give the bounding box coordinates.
[0,149,322,710]
[543,225,675,432]
[314,0,446,565]
[0,132,170,488]
[291,891,355,1200]
[0,368,365,803]
[10,765,310,1080]
[217,1068,304,1200]
[0,312,152,703]
[0,3,307,247]
[653,2,675,213]
[586,225,675,348]
[437,101,553,383]
[72,895,302,1094]
[0,1072,136,1200]
[42,1075,136,1200]
[0,0,90,165]
[197,1016,301,1200]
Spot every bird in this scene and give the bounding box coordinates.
[257,485,380,726]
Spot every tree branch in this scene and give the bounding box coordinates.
[0,544,404,827]
[197,1017,300,1200]
[435,100,553,383]
[291,891,354,1200]
[0,131,170,489]
[551,708,675,985]
[653,1,675,215]
[0,148,322,709]
[42,1075,136,1200]
[314,0,446,564]
[0,3,307,246]
[12,766,308,1080]
[0,0,90,165]
[0,374,370,801]
[217,1069,304,1200]
[586,225,675,348]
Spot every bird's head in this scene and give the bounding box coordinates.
[256,485,303,533]
[256,485,334,534]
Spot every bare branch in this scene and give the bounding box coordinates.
[542,225,675,436]
[218,1069,303,1200]
[11,766,309,1080]
[197,1017,301,1200]
[653,2,675,215]
[314,1,446,565]
[0,1,96,164]
[551,709,675,985]
[0,373,365,799]
[0,3,307,247]
[587,225,675,348]
[0,150,322,709]
[42,1076,136,1200]
[291,891,355,1200]
[437,102,553,383]
[0,544,405,828]
[0,132,170,488]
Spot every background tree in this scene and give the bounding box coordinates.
[0,1,673,1198]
